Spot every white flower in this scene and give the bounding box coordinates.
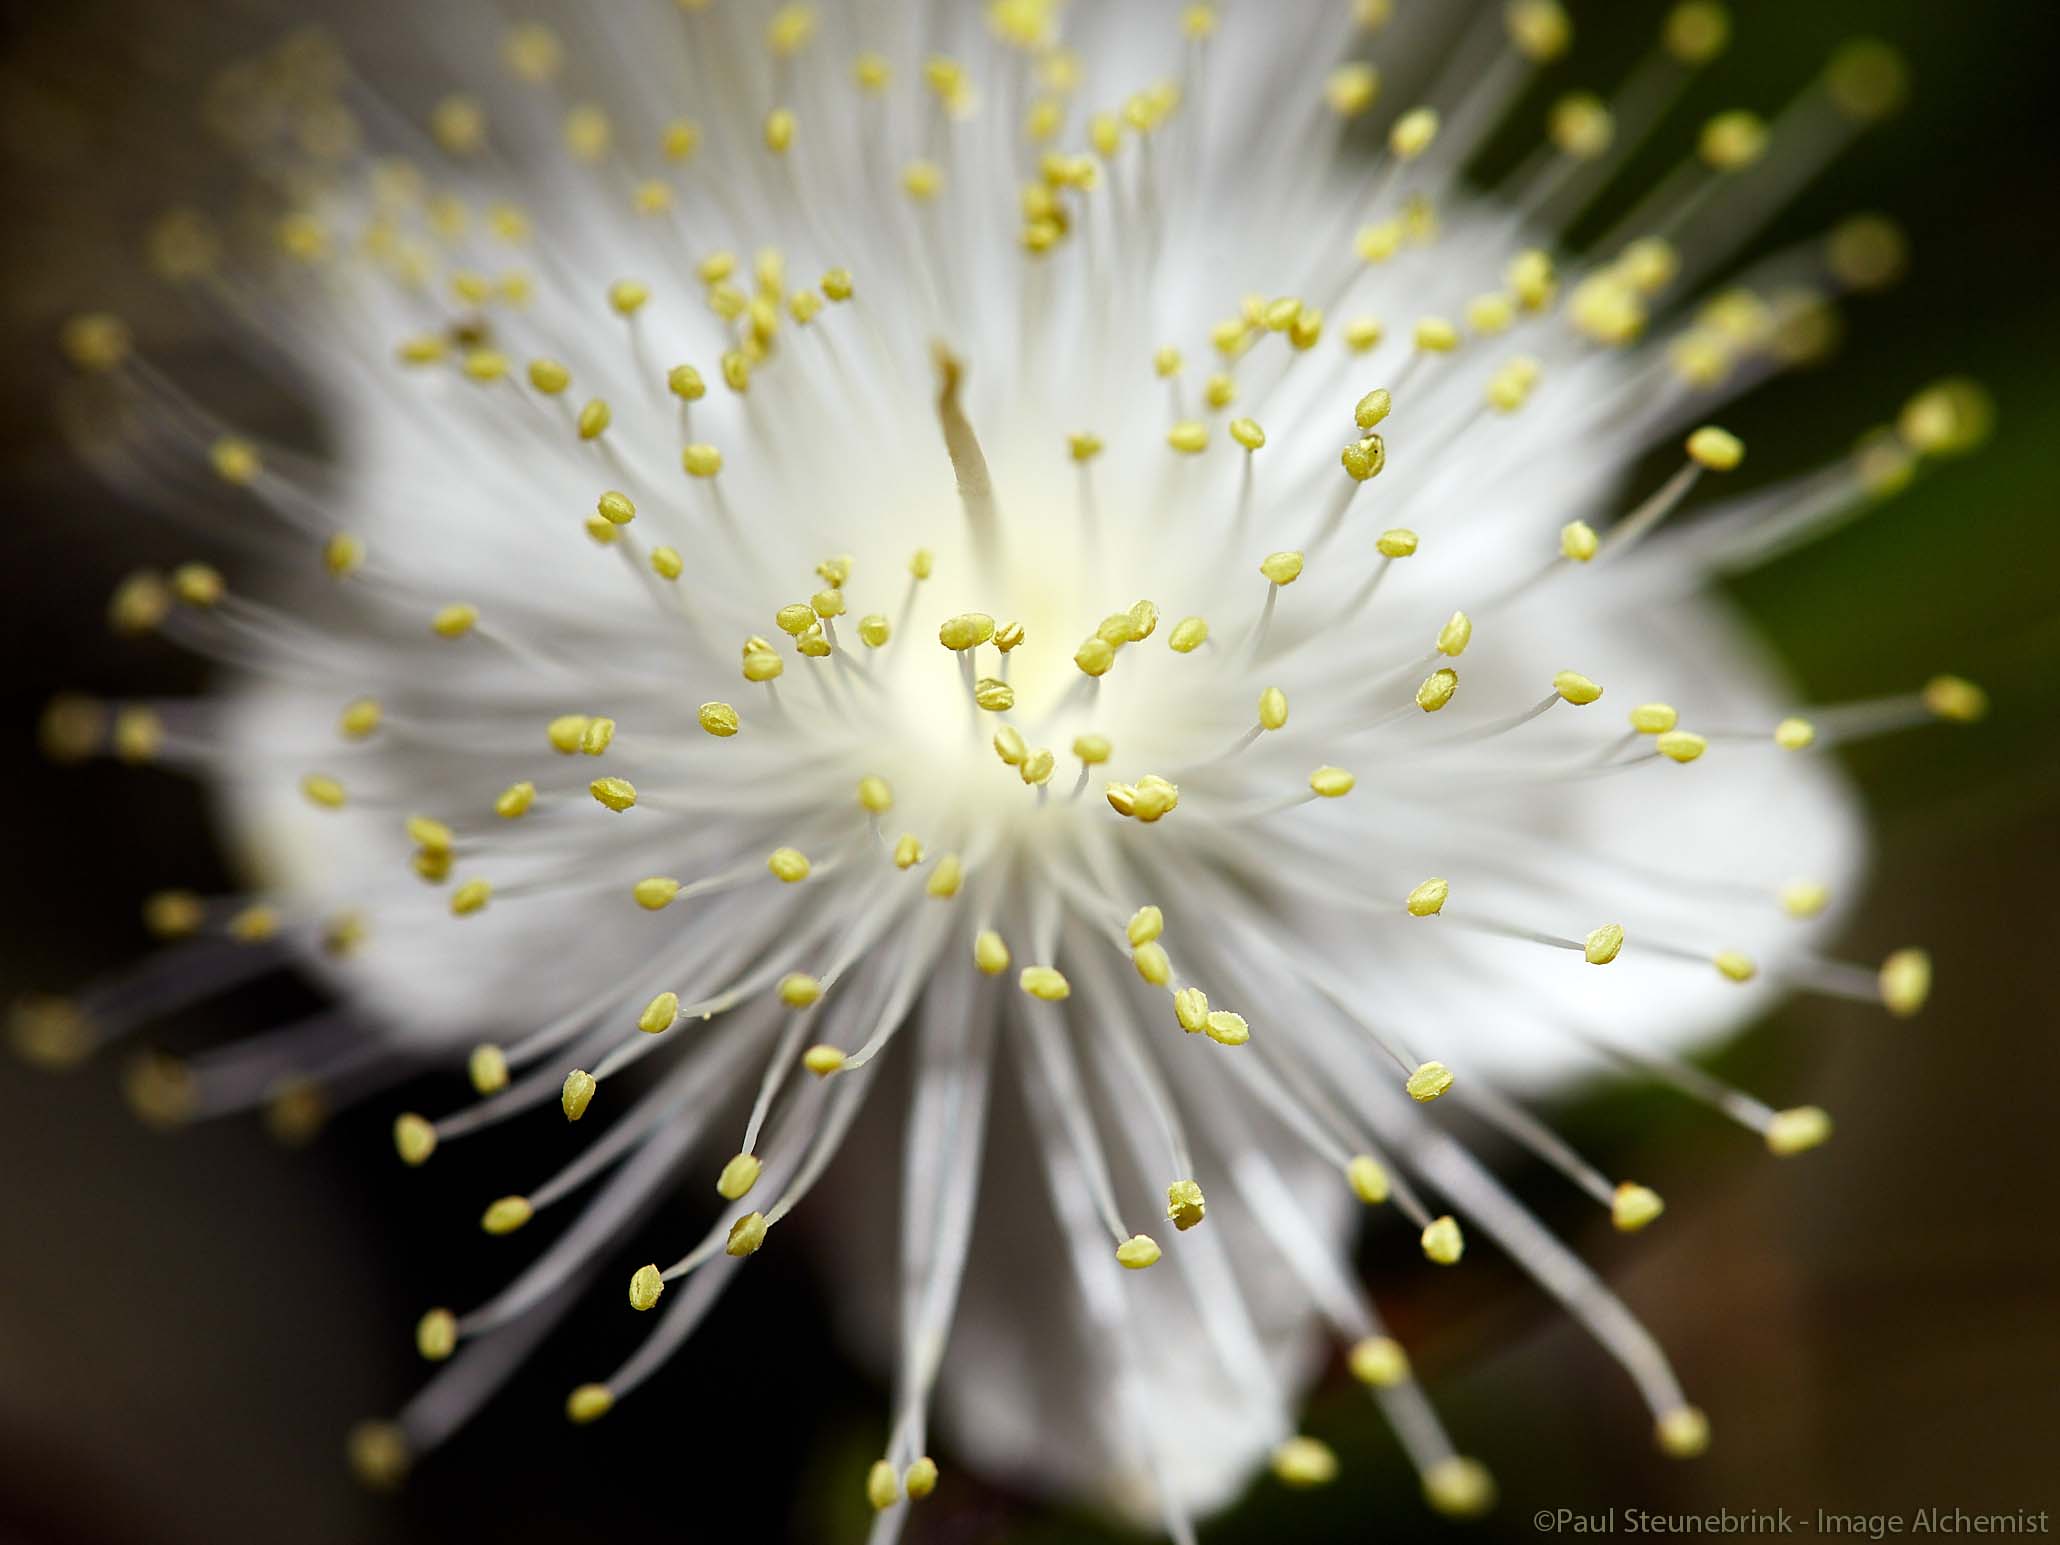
[35,0,1991,1536]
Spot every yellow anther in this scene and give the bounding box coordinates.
[846,776,890,818]
[1509,251,1556,316]
[1133,942,1173,987]
[682,443,723,478]
[300,773,346,811]
[1423,1457,1497,1518]
[1827,215,1908,292]
[562,1068,597,1121]
[1771,716,1817,751]
[589,776,636,813]
[1174,988,1210,1035]
[495,781,537,820]
[1131,774,1180,822]
[1272,1436,1338,1489]
[974,677,1015,712]
[1656,730,1708,763]
[465,1044,510,1095]
[926,853,963,897]
[761,106,795,153]
[866,1459,900,1512]
[767,847,811,883]
[717,1152,762,1201]
[1075,637,1116,677]
[405,816,454,856]
[565,1384,613,1424]
[603,280,650,319]
[818,267,855,304]
[619,1262,664,1313]
[1619,704,1676,737]
[1153,344,1184,378]
[986,620,1025,656]
[630,877,679,914]
[1062,430,1107,465]
[393,1113,438,1166]
[986,727,1028,770]
[845,613,886,649]
[1157,615,1208,656]
[1612,1181,1665,1232]
[1664,2,1731,64]
[1897,379,1993,458]
[901,158,943,201]
[416,1307,458,1362]
[1341,436,1386,481]
[1698,110,1766,171]
[939,613,996,651]
[1114,1234,1162,1270]
[1301,770,1351,803]
[142,889,204,940]
[766,2,818,55]
[1656,1404,1712,1459]
[970,930,1013,977]
[801,1044,844,1077]
[1376,528,1418,559]
[323,533,366,578]
[628,991,676,1035]
[413,846,453,883]
[1390,106,1439,159]
[1020,748,1056,785]
[169,562,224,609]
[1203,373,1237,411]
[1618,238,1679,296]
[111,705,162,764]
[1325,62,1380,118]
[1560,521,1599,562]
[431,95,487,156]
[725,1211,769,1256]
[1420,1214,1464,1264]
[587,515,620,545]
[348,1421,412,1491]
[1879,948,1931,1017]
[1766,1105,1833,1156]
[1406,1060,1455,1102]
[780,974,825,1010]
[774,603,815,637]
[1416,669,1459,712]
[1550,92,1614,159]
[1226,416,1267,452]
[1405,878,1449,918]
[1413,316,1460,353]
[60,312,131,372]
[206,434,263,487]
[1584,923,1626,965]
[1780,879,1830,918]
[1553,670,1603,706]
[1019,966,1071,1001]
[1826,38,1908,121]
[1065,737,1110,771]
[894,835,925,871]
[1259,551,1304,586]
[1686,425,1744,471]
[1506,0,1571,59]
[1434,612,1473,658]
[574,399,612,441]
[1349,1335,1409,1386]
[1166,420,1209,455]
[482,1195,533,1235]
[1340,1153,1389,1205]
[1922,674,1987,722]
[1467,293,1517,337]
[1244,689,1286,736]
[1342,315,1384,352]
[1162,1179,1207,1233]
[397,334,447,366]
[1346,392,1392,436]
[1714,951,1757,983]
[1204,1010,1250,1047]
[431,603,478,640]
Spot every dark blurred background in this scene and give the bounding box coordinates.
[2,0,2056,1541]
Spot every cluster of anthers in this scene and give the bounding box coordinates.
[28,0,1994,1537]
